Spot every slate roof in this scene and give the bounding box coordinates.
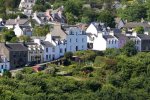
[114,34,127,39]
[6,19,29,25]
[5,43,28,51]
[51,24,67,40]
[103,35,115,40]
[127,36,136,39]
[25,42,37,45]
[124,22,150,28]
[137,34,150,40]
[92,22,105,32]
[41,41,54,47]
[112,28,121,34]
[53,13,66,23]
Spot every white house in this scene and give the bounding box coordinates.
[86,22,112,50]
[32,11,48,25]
[44,23,87,59]
[41,40,55,62]
[19,0,36,16]
[25,42,44,64]
[0,55,10,73]
[92,32,118,51]
[14,23,32,37]
[5,17,30,29]
[86,22,107,36]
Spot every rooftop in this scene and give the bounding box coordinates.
[124,22,150,28]
[6,19,29,25]
[5,43,28,51]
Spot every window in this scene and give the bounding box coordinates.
[46,48,48,52]
[76,39,78,42]
[115,40,117,44]
[82,38,84,42]
[70,46,72,51]
[60,48,63,53]
[1,65,3,69]
[52,54,55,60]
[65,48,67,52]
[46,55,48,60]
[49,55,51,59]
[137,40,139,44]
[70,39,72,42]
[52,47,55,52]
[82,45,84,49]
[108,40,110,44]
[112,40,114,44]
[13,55,16,58]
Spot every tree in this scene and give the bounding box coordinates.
[122,41,137,56]
[134,26,144,34]
[64,52,73,60]
[33,25,50,36]
[19,35,31,42]
[64,0,82,17]
[3,70,12,78]
[97,10,115,28]
[3,29,17,42]
[65,12,76,25]
[117,4,147,21]
[81,16,90,24]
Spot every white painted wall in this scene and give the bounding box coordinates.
[93,33,107,51]
[86,24,98,35]
[14,24,23,37]
[5,25,14,29]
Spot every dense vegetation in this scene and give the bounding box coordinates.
[1,42,150,99]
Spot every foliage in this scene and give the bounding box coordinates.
[97,10,116,28]
[33,25,50,36]
[21,67,34,74]
[74,50,96,62]
[2,70,12,78]
[65,12,76,25]
[134,26,144,34]
[64,52,73,60]
[19,35,31,42]
[2,29,17,42]
[0,52,150,99]
[117,4,147,21]
[122,40,137,56]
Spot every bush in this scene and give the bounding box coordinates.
[3,70,12,78]
[81,66,94,74]
[64,52,73,60]
[21,67,33,74]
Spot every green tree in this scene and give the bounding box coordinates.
[64,0,82,17]
[134,26,144,34]
[122,41,137,56]
[33,25,50,36]
[65,12,76,25]
[64,52,73,60]
[19,35,31,42]
[3,29,17,42]
[97,10,115,28]
[3,70,12,78]
[117,4,147,21]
